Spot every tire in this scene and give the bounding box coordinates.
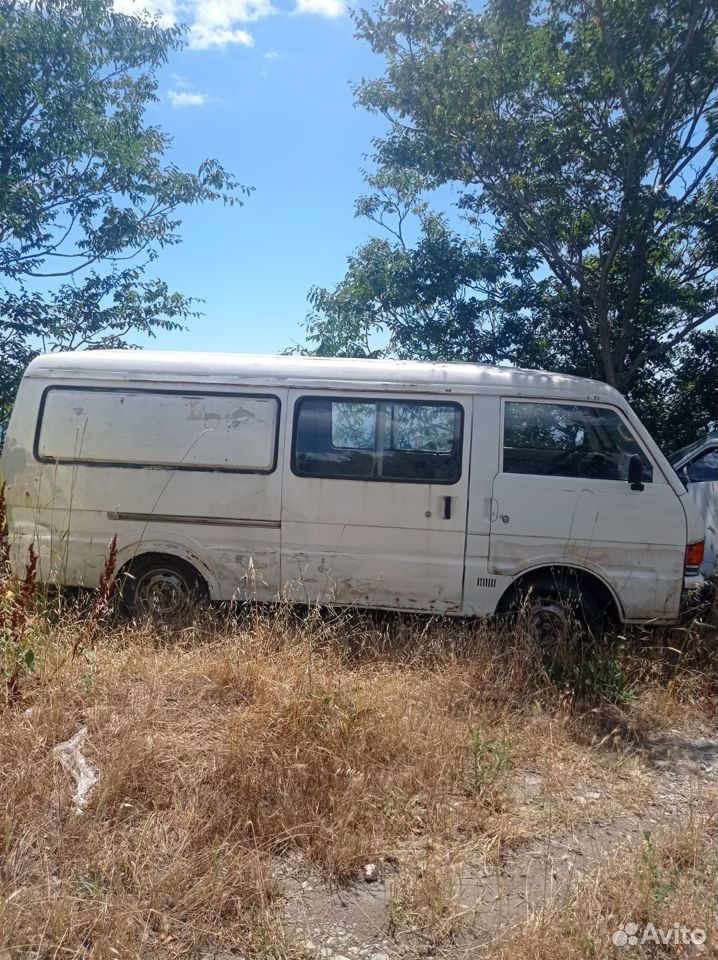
[508,574,605,660]
[119,555,207,620]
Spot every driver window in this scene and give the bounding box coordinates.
[503,401,653,482]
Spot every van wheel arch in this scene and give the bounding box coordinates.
[497,565,621,628]
[116,552,210,618]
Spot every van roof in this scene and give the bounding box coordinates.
[25,350,623,403]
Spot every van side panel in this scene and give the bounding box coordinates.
[4,379,287,601]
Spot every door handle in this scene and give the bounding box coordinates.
[443,496,452,520]
[490,498,499,522]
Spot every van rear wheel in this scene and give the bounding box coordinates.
[120,556,207,620]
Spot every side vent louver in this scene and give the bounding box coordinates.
[476,576,497,589]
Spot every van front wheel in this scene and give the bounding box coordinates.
[507,577,605,653]
[120,556,207,619]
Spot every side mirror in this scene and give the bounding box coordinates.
[627,454,645,491]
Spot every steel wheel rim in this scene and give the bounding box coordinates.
[528,598,571,649]
[134,567,192,618]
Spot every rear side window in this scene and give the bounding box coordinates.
[686,448,717,483]
[36,387,279,473]
[293,396,462,483]
[503,401,653,482]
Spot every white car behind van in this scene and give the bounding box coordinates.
[1,352,709,636]
[670,432,717,579]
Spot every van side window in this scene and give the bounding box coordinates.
[293,397,462,483]
[503,401,653,482]
[36,387,280,473]
[389,403,456,453]
[296,397,375,478]
[331,402,377,450]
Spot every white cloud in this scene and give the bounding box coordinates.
[113,0,177,26]
[116,0,345,51]
[294,0,345,16]
[264,49,280,59]
[114,0,274,49]
[188,0,273,48]
[194,0,273,24]
[167,89,209,107]
[188,24,254,48]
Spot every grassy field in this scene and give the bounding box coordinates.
[1,555,716,960]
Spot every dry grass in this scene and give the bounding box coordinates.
[471,803,717,959]
[0,588,716,958]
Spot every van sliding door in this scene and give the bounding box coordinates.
[280,391,473,613]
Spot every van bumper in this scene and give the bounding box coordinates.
[681,574,715,617]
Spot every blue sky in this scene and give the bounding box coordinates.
[115,0,391,355]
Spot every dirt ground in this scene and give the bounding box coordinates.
[278,730,717,959]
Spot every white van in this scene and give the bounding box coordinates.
[1,351,709,633]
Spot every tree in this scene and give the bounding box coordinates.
[0,0,246,430]
[302,0,716,445]
[302,170,554,370]
[630,328,718,451]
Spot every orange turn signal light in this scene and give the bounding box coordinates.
[685,541,705,568]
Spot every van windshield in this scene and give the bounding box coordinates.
[668,432,718,467]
